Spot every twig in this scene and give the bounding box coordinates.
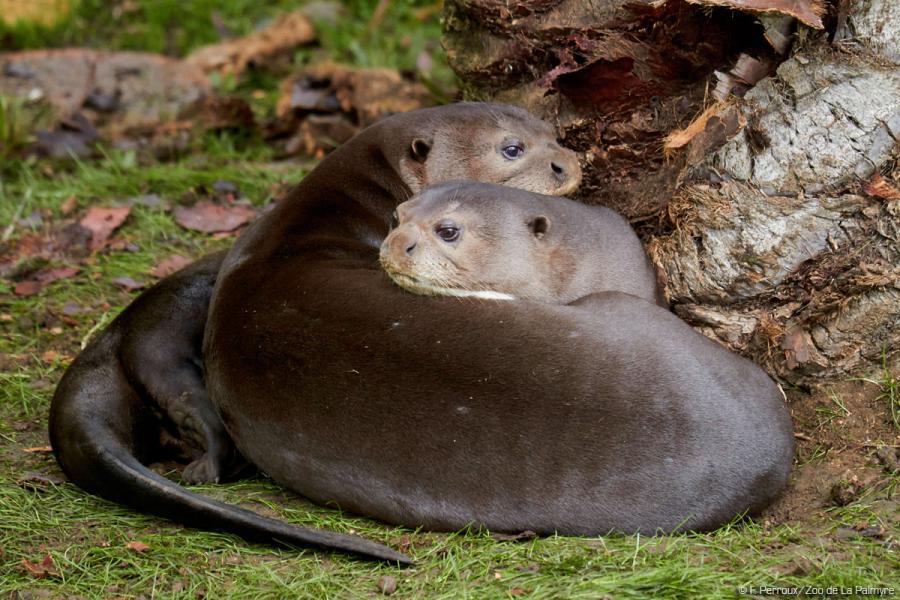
[366,0,392,33]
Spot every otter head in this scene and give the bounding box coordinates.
[397,103,581,197]
[379,181,560,301]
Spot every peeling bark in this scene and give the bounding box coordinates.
[443,0,900,383]
[650,49,900,382]
[685,0,826,28]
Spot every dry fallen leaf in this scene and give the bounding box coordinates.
[21,554,58,578]
[13,266,80,296]
[863,173,900,201]
[23,446,54,453]
[174,202,255,233]
[39,266,79,282]
[125,541,151,552]
[41,350,59,362]
[13,280,42,296]
[79,206,131,251]
[782,327,813,370]
[150,254,193,278]
[112,276,146,292]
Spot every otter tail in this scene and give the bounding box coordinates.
[48,336,411,565]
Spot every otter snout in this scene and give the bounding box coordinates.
[380,224,421,271]
[550,145,582,196]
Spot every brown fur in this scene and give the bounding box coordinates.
[380,181,663,305]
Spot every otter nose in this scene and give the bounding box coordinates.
[549,146,582,195]
[388,225,420,258]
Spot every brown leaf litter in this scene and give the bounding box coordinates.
[273,62,434,156]
[13,266,79,297]
[79,206,131,251]
[125,541,151,553]
[863,174,900,202]
[174,202,256,234]
[20,554,59,579]
[149,255,193,279]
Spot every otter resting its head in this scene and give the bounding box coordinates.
[380,181,572,303]
[397,103,582,197]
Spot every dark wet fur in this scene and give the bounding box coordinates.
[49,253,409,563]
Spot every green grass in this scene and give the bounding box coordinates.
[1,1,898,598]
[0,96,34,162]
[2,0,419,58]
[0,0,454,99]
[856,352,900,430]
[0,467,895,598]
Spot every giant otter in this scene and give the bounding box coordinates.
[380,181,663,305]
[205,120,794,536]
[50,103,582,562]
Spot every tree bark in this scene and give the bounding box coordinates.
[443,0,899,384]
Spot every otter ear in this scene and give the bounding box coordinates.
[528,216,551,239]
[410,138,432,162]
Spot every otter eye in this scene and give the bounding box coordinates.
[434,222,460,243]
[501,144,524,160]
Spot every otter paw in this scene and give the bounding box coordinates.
[182,454,224,484]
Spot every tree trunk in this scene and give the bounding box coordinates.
[443,0,899,384]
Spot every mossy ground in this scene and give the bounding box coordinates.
[1,2,897,598]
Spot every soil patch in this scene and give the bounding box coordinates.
[764,380,898,527]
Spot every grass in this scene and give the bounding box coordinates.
[0,464,894,598]
[856,351,900,430]
[1,1,898,598]
[815,388,852,428]
[0,95,53,163]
